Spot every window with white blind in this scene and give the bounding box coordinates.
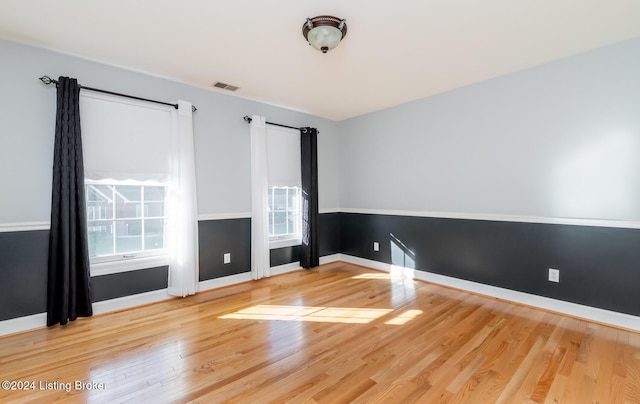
[80,92,173,274]
[266,127,302,248]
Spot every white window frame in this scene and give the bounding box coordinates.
[85,179,169,276]
[268,186,302,249]
[266,126,302,250]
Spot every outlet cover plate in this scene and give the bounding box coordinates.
[373,242,379,251]
[548,268,560,283]
[224,253,231,264]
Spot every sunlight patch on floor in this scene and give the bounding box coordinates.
[220,304,393,324]
[352,273,394,280]
[385,309,423,325]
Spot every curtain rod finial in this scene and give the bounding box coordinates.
[39,75,54,85]
[243,115,252,123]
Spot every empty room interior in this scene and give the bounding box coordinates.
[2,1,640,402]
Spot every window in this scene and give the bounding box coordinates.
[266,127,302,247]
[86,182,167,262]
[268,186,301,238]
[80,92,173,274]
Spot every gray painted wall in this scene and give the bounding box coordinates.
[0,38,340,225]
[3,36,640,324]
[339,38,640,222]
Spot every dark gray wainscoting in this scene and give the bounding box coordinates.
[319,212,341,256]
[198,218,251,281]
[1,214,341,322]
[92,267,169,302]
[340,213,640,316]
[270,245,301,267]
[270,212,342,267]
[0,229,169,321]
[0,230,49,321]
[3,212,639,322]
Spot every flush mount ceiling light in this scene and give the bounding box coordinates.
[302,16,347,54]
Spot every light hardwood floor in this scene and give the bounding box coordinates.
[1,261,640,403]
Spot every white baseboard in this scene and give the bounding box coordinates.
[0,313,48,336]
[270,262,302,276]
[199,272,252,291]
[248,254,345,278]
[339,254,640,332]
[92,289,173,315]
[268,254,344,275]
[0,289,174,337]
[320,254,343,264]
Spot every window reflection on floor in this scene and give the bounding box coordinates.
[87,339,185,402]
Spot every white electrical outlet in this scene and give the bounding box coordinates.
[224,253,231,264]
[548,268,560,283]
[373,242,379,251]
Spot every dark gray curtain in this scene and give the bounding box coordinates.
[300,127,319,268]
[47,76,93,326]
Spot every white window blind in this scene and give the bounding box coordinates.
[266,126,301,187]
[81,92,173,182]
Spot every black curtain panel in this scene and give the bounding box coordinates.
[300,127,319,268]
[47,76,93,326]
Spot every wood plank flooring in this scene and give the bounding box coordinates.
[1,261,640,403]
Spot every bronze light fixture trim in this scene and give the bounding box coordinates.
[302,16,347,54]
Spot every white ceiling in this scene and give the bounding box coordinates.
[1,1,640,121]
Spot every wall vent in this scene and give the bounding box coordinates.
[211,81,239,92]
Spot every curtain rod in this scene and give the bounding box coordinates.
[243,115,301,131]
[39,76,197,112]
[243,116,318,133]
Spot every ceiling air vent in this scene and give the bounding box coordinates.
[211,81,239,92]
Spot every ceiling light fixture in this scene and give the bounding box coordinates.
[302,16,347,54]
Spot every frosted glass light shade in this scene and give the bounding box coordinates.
[307,26,343,53]
[302,16,347,54]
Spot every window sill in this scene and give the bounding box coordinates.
[269,237,302,249]
[90,254,170,277]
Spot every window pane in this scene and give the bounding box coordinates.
[87,221,113,257]
[86,185,113,219]
[87,206,107,221]
[135,204,149,218]
[287,212,299,234]
[287,188,299,211]
[115,185,140,219]
[144,186,166,217]
[145,219,165,250]
[116,185,141,201]
[273,212,287,235]
[87,188,101,202]
[273,188,286,211]
[115,220,142,253]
